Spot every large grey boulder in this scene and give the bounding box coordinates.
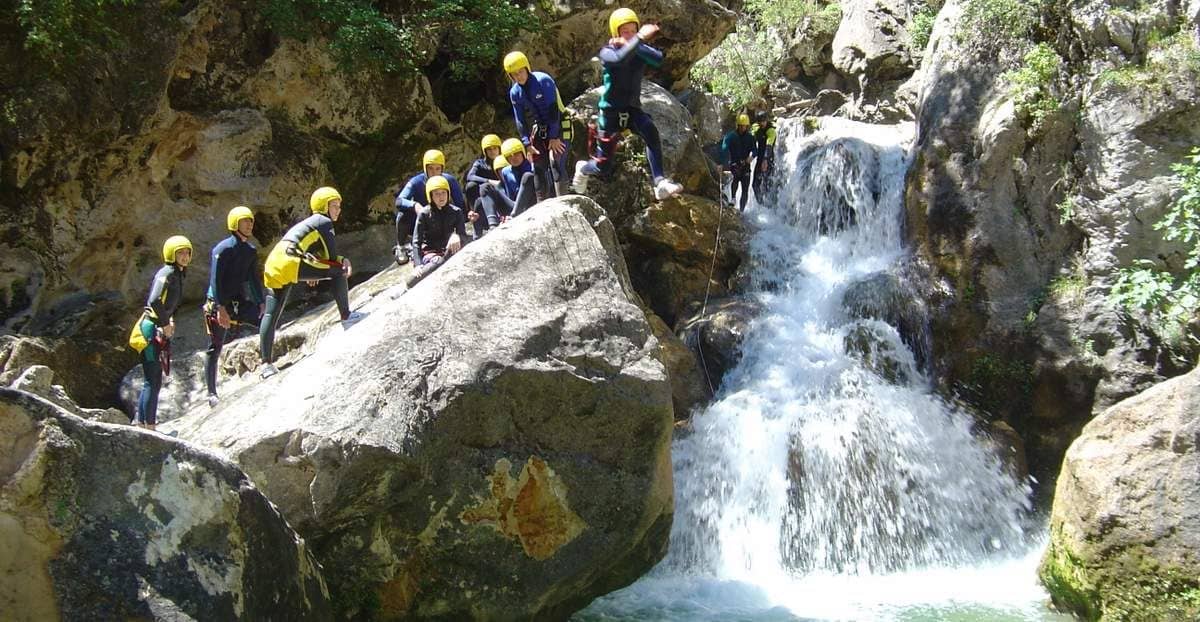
[0,388,331,621]
[832,0,916,83]
[1039,365,1200,621]
[163,197,675,620]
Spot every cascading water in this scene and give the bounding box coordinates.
[576,118,1070,621]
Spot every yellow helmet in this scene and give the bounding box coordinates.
[737,113,751,127]
[425,175,451,204]
[481,134,502,153]
[609,8,639,37]
[162,235,192,263]
[226,205,254,232]
[501,138,525,158]
[492,155,509,171]
[503,51,530,75]
[310,186,342,214]
[422,149,446,170]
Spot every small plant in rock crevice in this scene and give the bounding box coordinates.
[1003,42,1062,127]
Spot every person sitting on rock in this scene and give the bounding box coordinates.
[407,175,467,288]
[475,154,517,229]
[572,7,683,201]
[130,235,191,431]
[504,50,573,199]
[480,138,539,223]
[204,206,265,407]
[752,110,777,204]
[259,187,362,379]
[394,149,466,265]
[721,113,758,212]
[464,134,503,238]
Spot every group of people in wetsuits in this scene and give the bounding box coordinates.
[127,7,775,430]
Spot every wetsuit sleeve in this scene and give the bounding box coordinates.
[206,242,222,301]
[212,243,235,305]
[414,209,430,254]
[635,42,664,67]
[318,218,341,262]
[466,161,492,185]
[396,177,420,211]
[145,269,170,325]
[510,85,531,144]
[540,74,562,139]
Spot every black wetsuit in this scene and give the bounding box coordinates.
[137,264,184,425]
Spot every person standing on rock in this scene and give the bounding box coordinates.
[259,187,362,379]
[721,113,758,212]
[464,134,503,238]
[394,149,466,265]
[572,7,684,201]
[406,175,467,288]
[752,110,777,204]
[480,138,539,222]
[203,206,265,407]
[504,50,573,199]
[130,235,191,431]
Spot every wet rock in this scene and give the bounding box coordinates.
[163,197,675,620]
[623,194,750,326]
[647,311,711,420]
[842,271,930,368]
[1040,366,1200,620]
[842,321,915,385]
[0,388,331,620]
[677,297,765,391]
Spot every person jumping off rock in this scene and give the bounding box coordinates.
[259,187,362,379]
[505,51,573,199]
[394,150,466,265]
[204,206,265,407]
[127,235,191,431]
[721,113,758,212]
[406,175,467,289]
[572,7,684,201]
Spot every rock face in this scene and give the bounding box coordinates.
[903,0,1200,486]
[0,388,331,620]
[8,365,126,425]
[1039,366,1200,621]
[832,0,915,83]
[164,197,675,620]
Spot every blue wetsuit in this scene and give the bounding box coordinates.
[137,264,185,425]
[482,159,537,221]
[583,34,668,180]
[509,71,572,197]
[204,234,263,398]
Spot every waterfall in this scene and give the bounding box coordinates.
[577,118,1065,621]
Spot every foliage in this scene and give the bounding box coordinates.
[692,0,840,108]
[1097,30,1200,91]
[1002,42,1062,125]
[1111,147,1200,349]
[1056,195,1076,225]
[421,0,533,80]
[909,6,936,51]
[690,29,783,109]
[958,0,1036,45]
[13,0,137,69]
[745,0,841,34]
